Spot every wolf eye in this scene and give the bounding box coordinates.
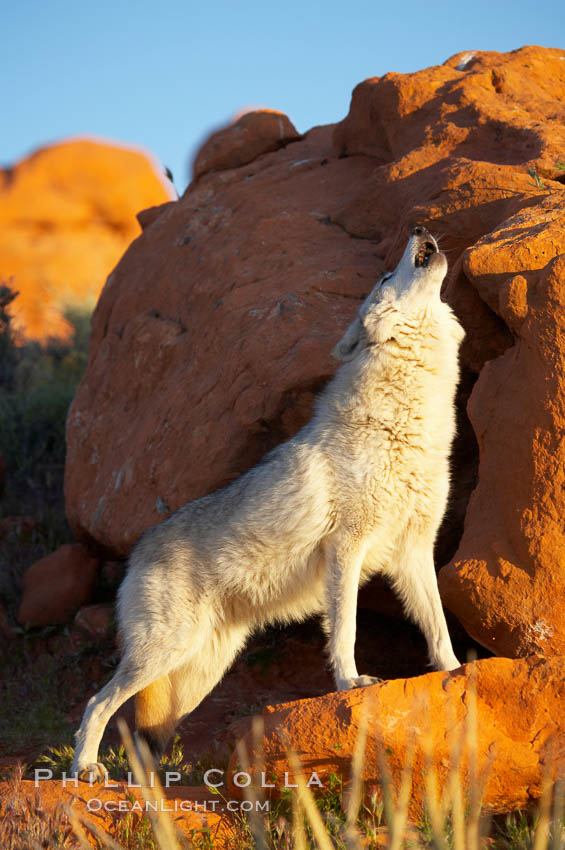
[381,273,392,283]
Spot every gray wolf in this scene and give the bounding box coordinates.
[71,226,463,780]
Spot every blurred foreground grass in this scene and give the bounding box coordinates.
[1,717,564,850]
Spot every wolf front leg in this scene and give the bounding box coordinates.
[325,538,381,691]
[392,538,461,672]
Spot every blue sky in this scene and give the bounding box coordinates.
[2,0,564,193]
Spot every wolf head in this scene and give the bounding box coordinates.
[332,226,448,362]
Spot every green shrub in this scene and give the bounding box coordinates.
[0,286,90,511]
[0,284,92,615]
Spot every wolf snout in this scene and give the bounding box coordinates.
[412,224,433,239]
[411,225,439,268]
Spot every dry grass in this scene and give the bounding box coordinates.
[0,765,81,849]
[2,699,563,850]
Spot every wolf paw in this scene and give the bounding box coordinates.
[74,762,107,783]
[353,674,383,688]
[339,674,383,690]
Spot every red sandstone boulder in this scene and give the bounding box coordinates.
[65,46,565,657]
[65,124,380,554]
[193,109,302,180]
[18,543,99,626]
[438,202,565,656]
[334,46,565,176]
[230,656,565,816]
[0,139,174,341]
[74,603,114,640]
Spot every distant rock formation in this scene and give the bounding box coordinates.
[0,139,174,340]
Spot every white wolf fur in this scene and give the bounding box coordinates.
[71,226,464,780]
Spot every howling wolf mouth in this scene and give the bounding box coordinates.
[414,241,437,268]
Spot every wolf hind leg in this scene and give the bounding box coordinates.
[71,637,202,781]
[391,535,460,672]
[71,661,171,781]
[135,622,250,760]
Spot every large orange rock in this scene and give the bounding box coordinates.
[193,109,301,180]
[334,46,565,175]
[65,47,565,658]
[0,139,174,341]
[438,202,565,656]
[18,543,99,626]
[65,123,381,554]
[229,657,565,816]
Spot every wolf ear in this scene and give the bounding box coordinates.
[331,317,365,362]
